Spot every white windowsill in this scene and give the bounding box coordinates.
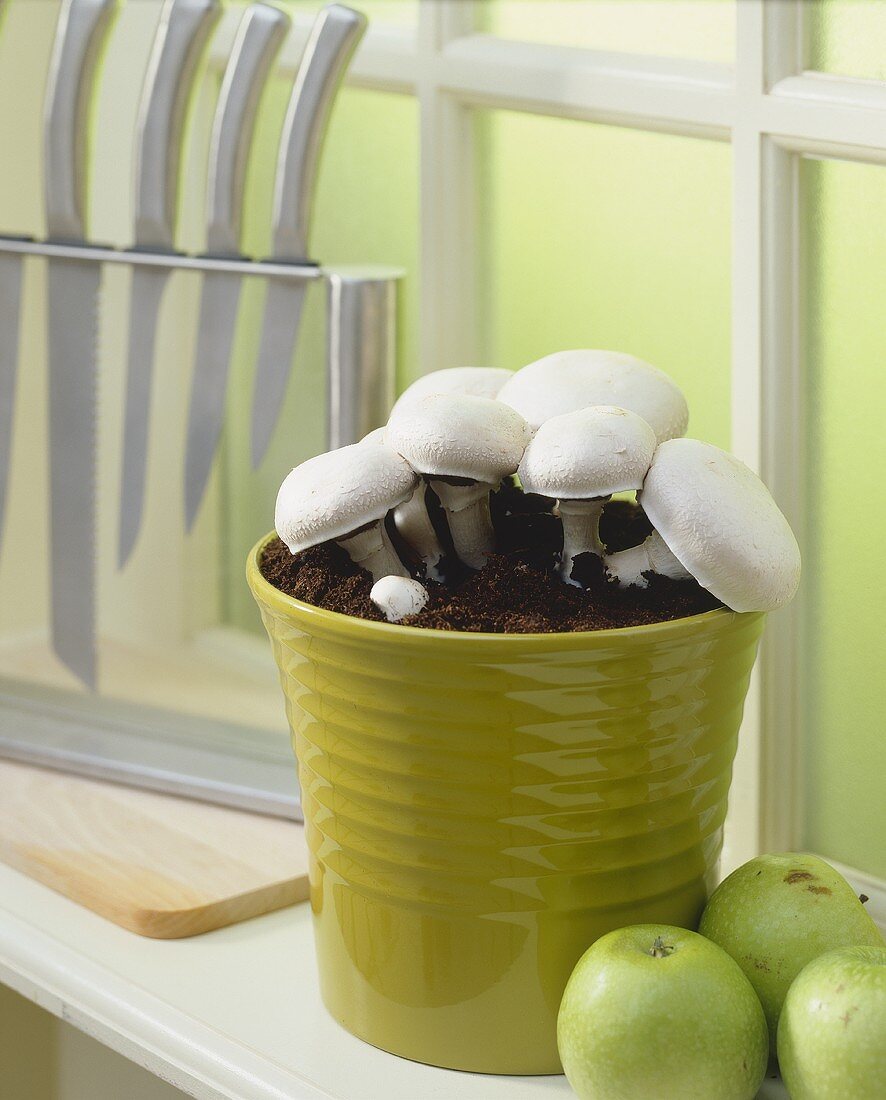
[0,862,789,1100]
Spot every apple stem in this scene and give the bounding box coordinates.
[649,937,675,958]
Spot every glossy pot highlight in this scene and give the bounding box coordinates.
[248,534,764,1074]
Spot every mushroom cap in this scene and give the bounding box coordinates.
[641,438,801,613]
[391,367,513,417]
[497,349,689,443]
[370,575,429,622]
[275,439,418,553]
[360,426,387,446]
[386,393,531,482]
[518,406,657,499]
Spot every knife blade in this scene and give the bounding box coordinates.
[117,0,219,568]
[181,2,289,531]
[44,0,116,689]
[247,4,366,470]
[0,251,23,547]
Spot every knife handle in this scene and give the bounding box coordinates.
[205,3,289,257]
[272,4,366,261]
[44,0,117,241]
[133,0,220,249]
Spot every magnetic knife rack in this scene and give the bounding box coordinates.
[0,235,400,450]
[0,0,398,817]
[0,234,399,817]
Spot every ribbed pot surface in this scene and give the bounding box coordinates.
[248,535,764,1074]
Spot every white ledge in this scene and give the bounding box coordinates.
[0,860,798,1100]
[0,863,569,1100]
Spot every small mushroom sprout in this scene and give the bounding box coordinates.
[518,406,657,585]
[605,438,801,612]
[275,437,417,582]
[388,368,514,579]
[498,349,688,443]
[386,393,531,570]
[370,575,429,622]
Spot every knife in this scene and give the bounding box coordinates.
[181,1,289,531]
[248,4,366,472]
[117,0,219,568]
[44,0,116,689]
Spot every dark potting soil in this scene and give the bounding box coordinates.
[259,482,722,633]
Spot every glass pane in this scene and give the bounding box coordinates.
[801,158,886,879]
[282,0,417,29]
[475,110,732,448]
[806,0,886,82]
[224,85,419,632]
[479,0,734,63]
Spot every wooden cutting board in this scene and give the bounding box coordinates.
[0,760,309,938]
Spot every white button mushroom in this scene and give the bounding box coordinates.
[518,406,657,586]
[370,575,429,622]
[386,393,531,570]
[604,438,801,613]
[275,439,418,582]
[497,349,689,444]
[387,368,513,579]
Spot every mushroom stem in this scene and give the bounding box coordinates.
[558,498,608,586]
[393,483,445,580]
[431,479,496,570]
[605,529,692,588]
[338,521,409,583]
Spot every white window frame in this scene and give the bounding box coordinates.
[272,0,886,910]
[4,1,881,921]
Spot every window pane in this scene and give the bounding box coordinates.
[282,0,417,29]
[223,86,419,633]
[479,0,734,63]
[801,158,886,879]
[806,0,886,82]
[475,111,732,448]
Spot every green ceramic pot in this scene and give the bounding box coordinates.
[248,534,764,1075]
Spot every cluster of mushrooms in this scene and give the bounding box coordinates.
[275,350,801,624]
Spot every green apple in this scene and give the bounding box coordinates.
[557,924,768,1100]
[778,945,886,1099]
[699,853,883,1046]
